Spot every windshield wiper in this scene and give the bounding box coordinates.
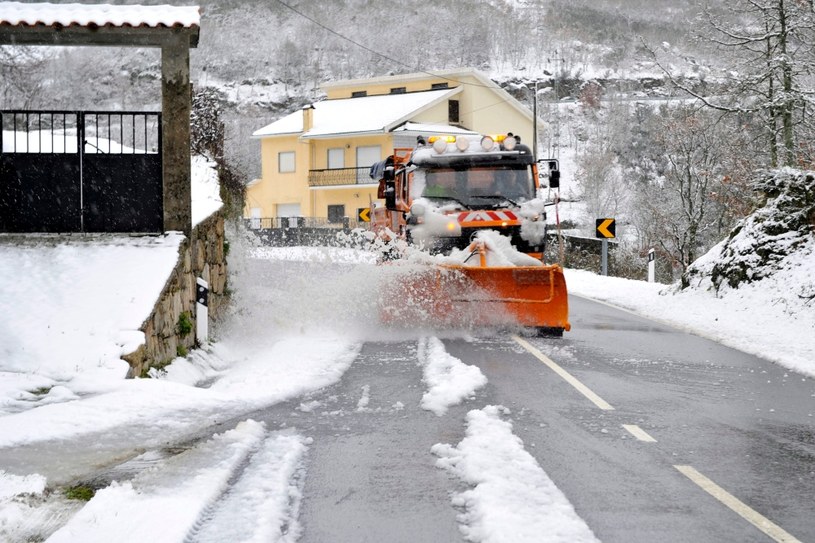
[469,194,519,207]
[422,195,471,209]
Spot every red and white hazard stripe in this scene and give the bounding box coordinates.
[457,210,519,224]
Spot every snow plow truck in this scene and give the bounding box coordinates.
[368,133,570,336]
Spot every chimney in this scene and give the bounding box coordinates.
[302,104,315,132]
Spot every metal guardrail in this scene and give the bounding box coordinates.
[246,216,367,230]
[307,167,378,187]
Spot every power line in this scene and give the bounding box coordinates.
[272,0,494,89]
[272,0,544,133]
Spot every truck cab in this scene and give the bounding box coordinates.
[372,133,560,256]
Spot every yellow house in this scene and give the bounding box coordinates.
[245,67,535,226]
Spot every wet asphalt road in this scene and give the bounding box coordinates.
[249,294,814,543]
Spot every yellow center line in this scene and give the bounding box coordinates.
[512,335,614,411]
[622,424,657,442]
[674,465,802,543]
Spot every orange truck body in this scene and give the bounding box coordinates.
[371,135,570,335]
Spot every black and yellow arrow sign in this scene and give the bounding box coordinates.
[358,207,371,222]
[595,218,616,239]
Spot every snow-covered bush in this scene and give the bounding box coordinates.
[682,168,815,292]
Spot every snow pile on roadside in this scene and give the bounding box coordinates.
[46,420,308,543]
[587,167,815,377]
[0,234,184,408]
[0,337,360,450]
[418,337,487,416]
[432,405,599,543]
[0,153,219,413]
[0,471,46,498]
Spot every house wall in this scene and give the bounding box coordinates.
[312,186,378,221]
[309,134,390,169]
[309,133,390,219]
[455,74,533,144]
[245,134,310,218]
[247,71,535,221]
[410,101,451,127]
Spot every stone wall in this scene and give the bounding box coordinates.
[123,212,228,377]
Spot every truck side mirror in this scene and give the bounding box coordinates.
[384,180,397,210]
[549,170,560,189]
[539,159,560,189]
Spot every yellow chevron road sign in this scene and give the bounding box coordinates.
[595,218,616,239]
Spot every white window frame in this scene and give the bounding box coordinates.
[328,148,345,169]
[356,145,381,183]
[278,151,295,173]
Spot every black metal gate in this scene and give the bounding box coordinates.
[0,110,163,233]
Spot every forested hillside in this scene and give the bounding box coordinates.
[5,0,813,282]
[1,0,709,176]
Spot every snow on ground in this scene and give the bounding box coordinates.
[0,233,185,406]
[418,336,487,416]
[432,405,600,543]
[46,420,308,543]
[1,232,813,541]
[0,155,221,415]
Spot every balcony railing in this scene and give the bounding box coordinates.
[308,167,378,187]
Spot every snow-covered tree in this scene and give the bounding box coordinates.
[666,0,815,167]
[0,47,46,109]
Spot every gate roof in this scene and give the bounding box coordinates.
[0,2,199,47]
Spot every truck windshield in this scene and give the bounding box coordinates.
[420,165,535,206]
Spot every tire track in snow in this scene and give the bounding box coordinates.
[45,420,308,543]
[187,431,308,543]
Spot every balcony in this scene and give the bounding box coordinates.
[308,167,378,187]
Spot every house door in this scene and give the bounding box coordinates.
[356,145,381,183]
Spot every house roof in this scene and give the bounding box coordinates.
[0,2,200,29]
[252,87,463,139]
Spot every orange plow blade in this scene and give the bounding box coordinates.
[379,262,570,335]
[448,264,570,333]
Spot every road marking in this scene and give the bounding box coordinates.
[622,424,657,442]
[512,335,614,411]
[674,465,802,543]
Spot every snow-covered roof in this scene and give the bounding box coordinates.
[253,87,462,139]
[0,2,200,29]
